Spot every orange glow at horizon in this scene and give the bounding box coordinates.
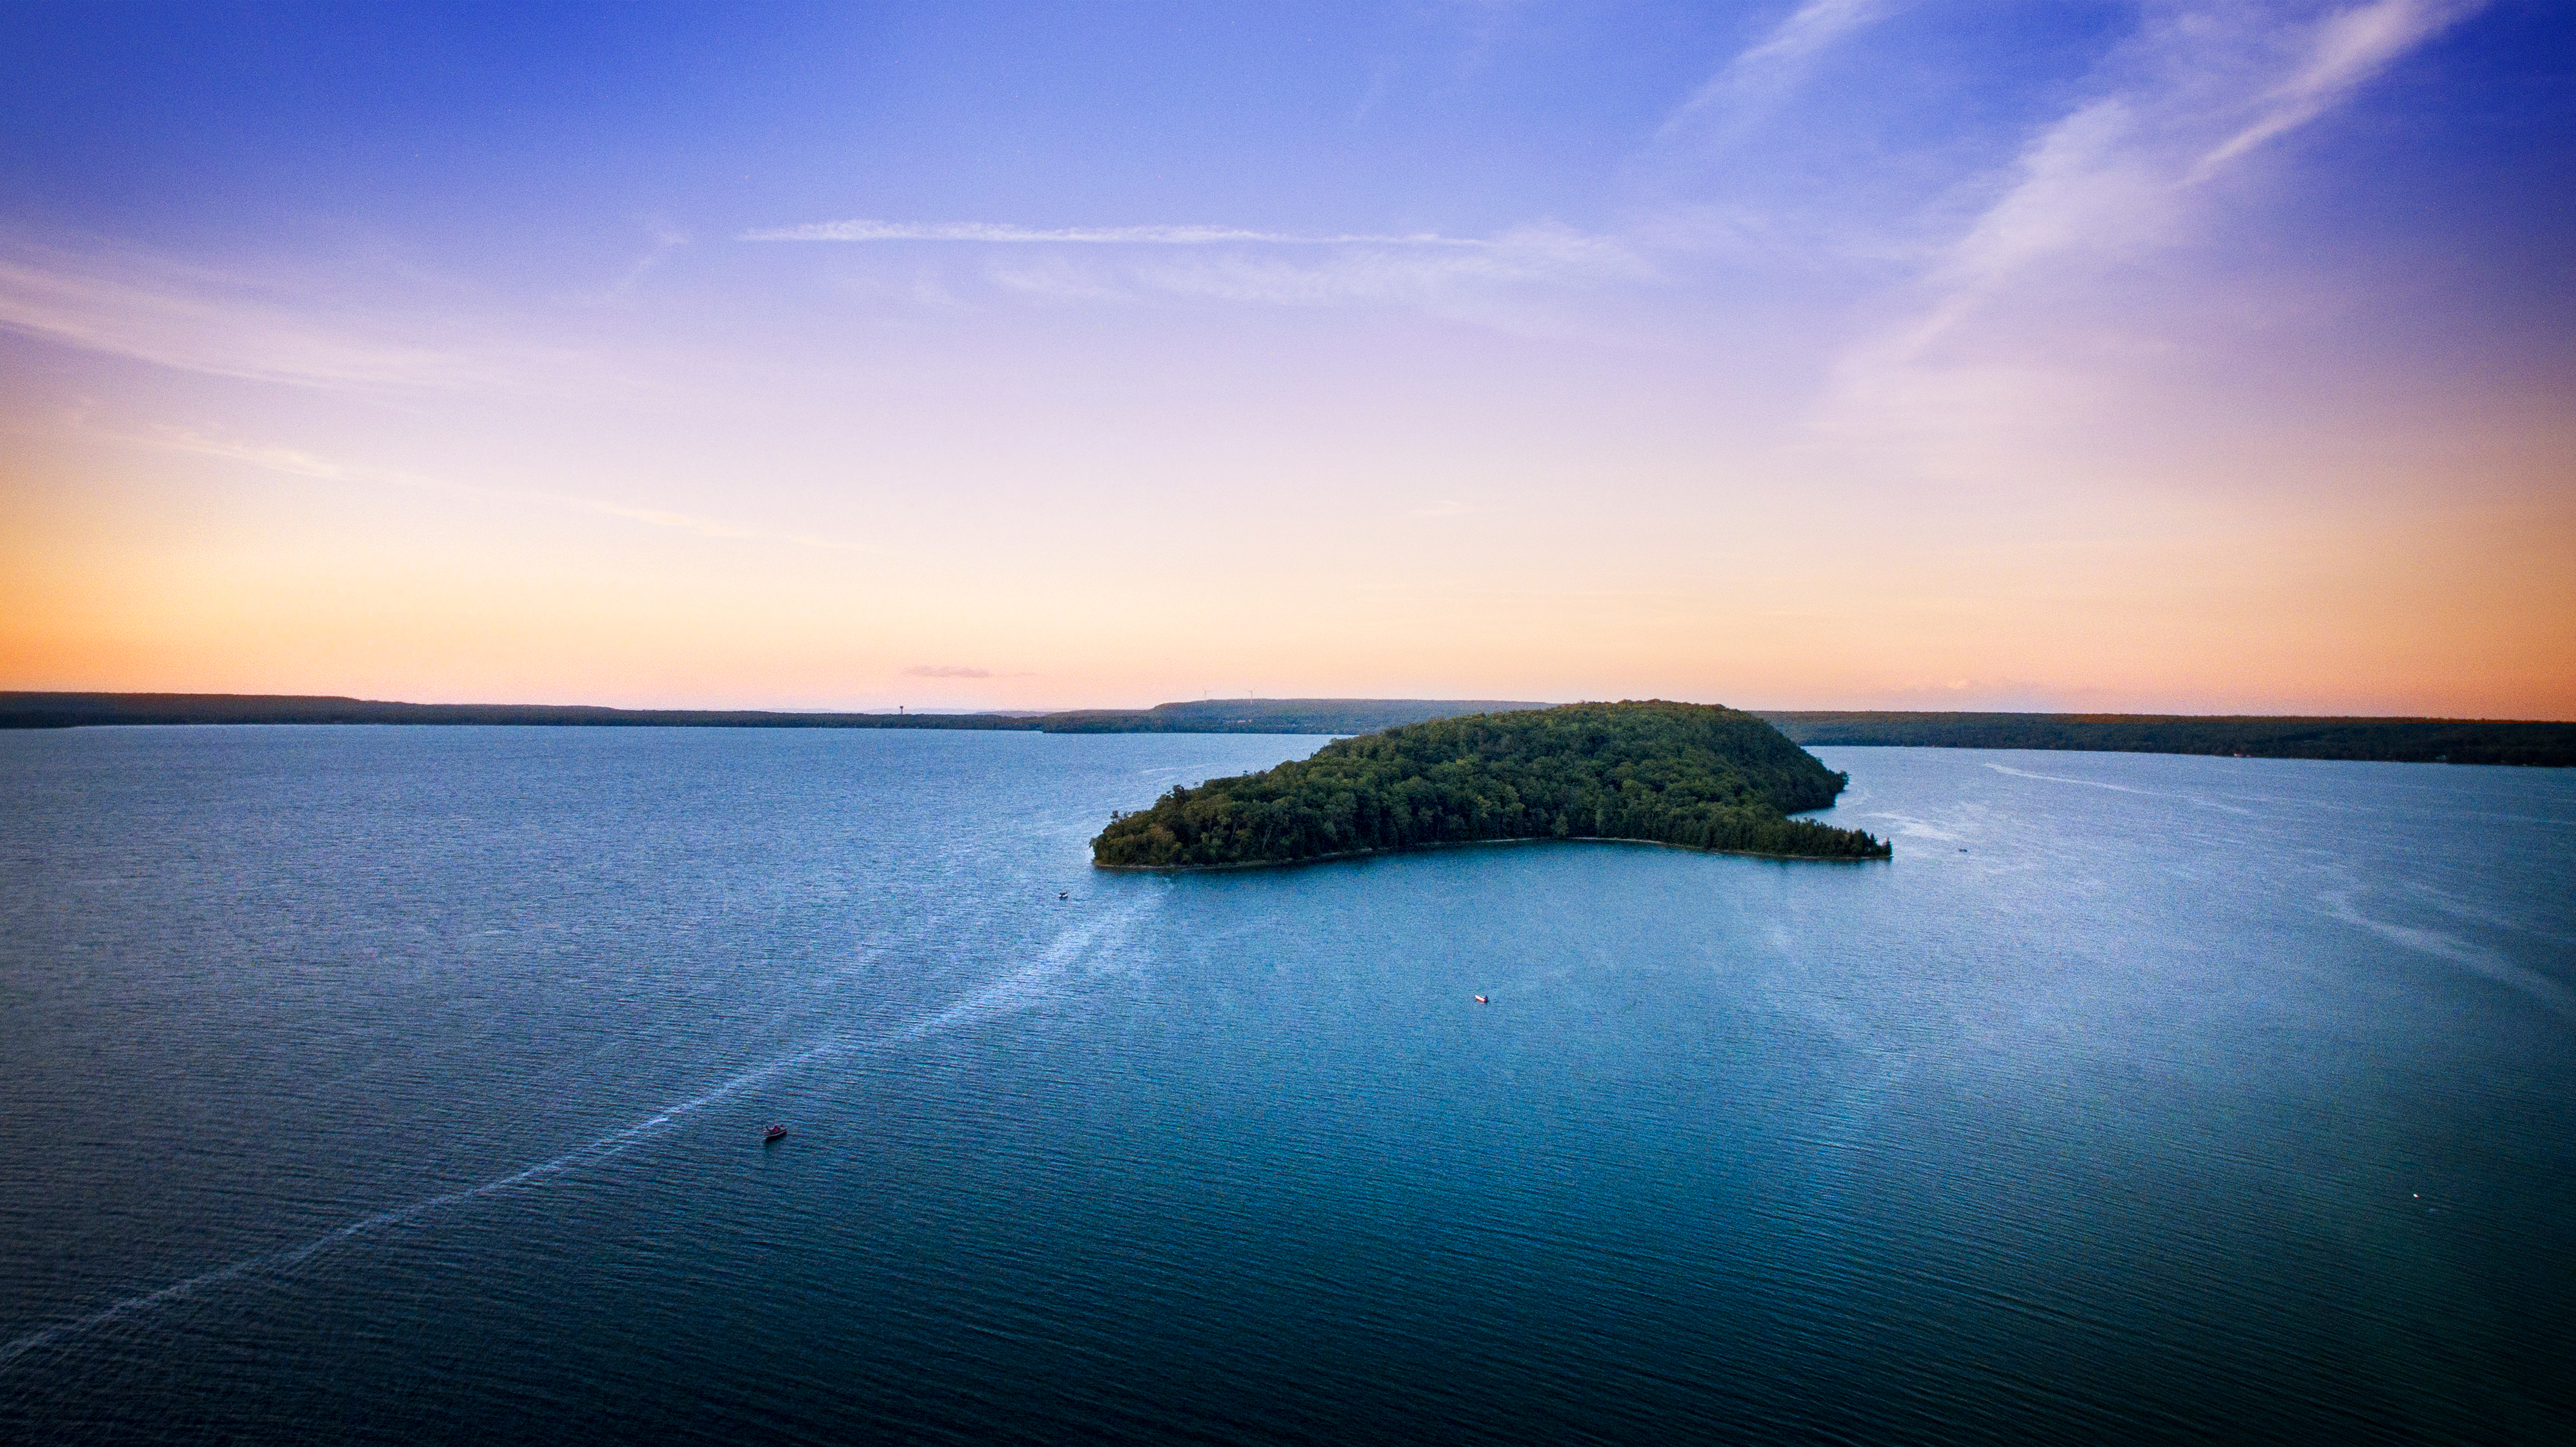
[7,407,2570,720]
[5,1,2571,722]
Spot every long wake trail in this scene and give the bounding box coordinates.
[0,891,1163,1376]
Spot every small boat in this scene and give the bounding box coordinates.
[1473,995,1489,1005]
[763,1125,788,1143]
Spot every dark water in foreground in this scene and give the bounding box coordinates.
[1,729,2570,1444]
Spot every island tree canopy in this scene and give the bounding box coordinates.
[1091,700,1890,869]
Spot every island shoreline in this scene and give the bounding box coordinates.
[1092,833,1892,873]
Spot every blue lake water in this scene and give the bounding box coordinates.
[1,727,2570,1444]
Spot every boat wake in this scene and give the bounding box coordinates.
[903,889,1161,1038]
[2321,889,2576,1024]
[1982,761,2255,815]
[0,889,1166,1376]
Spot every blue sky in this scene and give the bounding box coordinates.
[3,3,2570,713]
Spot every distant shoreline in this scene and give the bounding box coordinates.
[1093,834,1894,873]
[3,693,2567,765]
[0,693,1537,739]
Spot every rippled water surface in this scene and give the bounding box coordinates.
[3,727,2571,1444]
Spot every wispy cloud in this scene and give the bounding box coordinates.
[581,220,691,305]
[903,665,994,678]
[1,249,470,390]
[1733,0,1889,72]
[0,234,623,394]
[1658,0,1897,141]
[1821,0,2486,461]
[980,258,1139,305]
[117,425,867,552]
[2191,0,2482,179]
[742,220,1484,246]
[762,216,1656,327]
[1938,1,2482,299]
[972,221,1651,320]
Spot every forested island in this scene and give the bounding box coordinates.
[1091,701,1891,871]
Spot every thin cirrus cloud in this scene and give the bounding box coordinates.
[2189,0,2487,180]
[1942,0,2487,294]
[1822,0,2490,454]
[738,220,1485,246]
[749,218,1654,314]
[0,236,622,396]
[1656,0,1895,140]
[0,248,468,392]
[1122,223,1652,307]
[113,425,868,554]
[902,665,996,678]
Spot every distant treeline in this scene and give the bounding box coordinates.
[0,693,1538,736]
[0,693,1034,731]
[5,693,2566,765]
[1038,698,1544,734]
[1092,701,1890,871]
[1756,712,2576,767]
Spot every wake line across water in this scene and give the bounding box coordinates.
[2320,889,2576,1024]
[0,890,1165,1375]
[1981,762,2255,814]
[0,1037,853,1375]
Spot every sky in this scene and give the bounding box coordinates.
[2,1,2569,716]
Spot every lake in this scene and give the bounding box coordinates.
[1,727,2570,1444]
